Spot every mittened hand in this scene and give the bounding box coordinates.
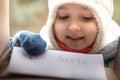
[9,31,47,56]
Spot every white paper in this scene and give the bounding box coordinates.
[8,47,107,80]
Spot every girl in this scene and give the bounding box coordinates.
[40,0,120,68]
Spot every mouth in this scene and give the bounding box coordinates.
[66,35,85,40]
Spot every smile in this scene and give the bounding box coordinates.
[66,36,85,40]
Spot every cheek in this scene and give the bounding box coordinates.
[85,24,98,42]
[53,23,66,41]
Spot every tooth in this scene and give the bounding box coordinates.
[72,36,79,39]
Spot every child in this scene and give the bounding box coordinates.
[40,0,120,68]
[9,0,120,79]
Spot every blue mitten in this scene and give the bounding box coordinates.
[9,31,47,56]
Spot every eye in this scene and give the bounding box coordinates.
[82,16,93,21]
[58,16,69,20]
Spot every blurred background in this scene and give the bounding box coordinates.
[10,0,120,36]
[10,0,48,36]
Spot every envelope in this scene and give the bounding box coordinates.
[8,47,107,80]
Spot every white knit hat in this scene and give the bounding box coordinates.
[40,0,120,53]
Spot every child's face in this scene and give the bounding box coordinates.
[53,4,98,50]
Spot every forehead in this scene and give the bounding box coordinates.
[57,4,93,16]
[58,3,90,11]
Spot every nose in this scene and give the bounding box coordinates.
[68,22,82,33]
